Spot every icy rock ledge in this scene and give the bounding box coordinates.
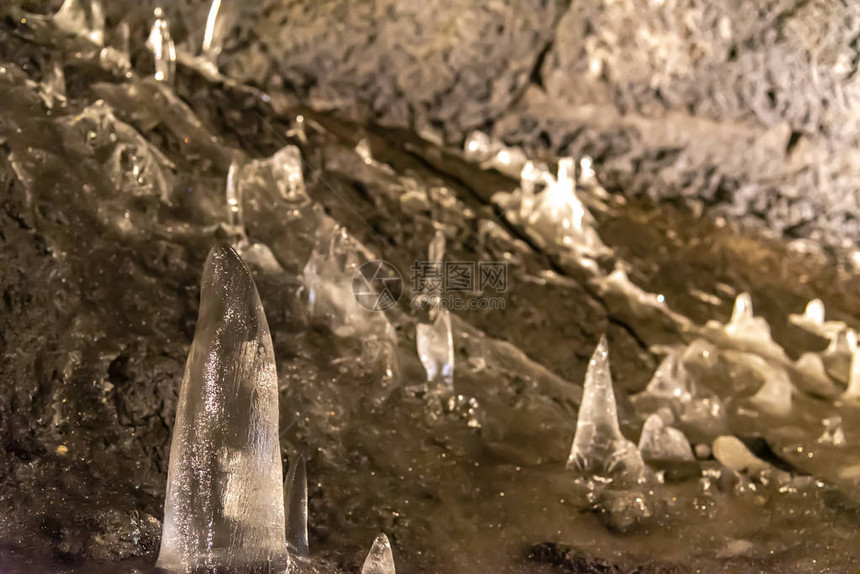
[157,245,288,572]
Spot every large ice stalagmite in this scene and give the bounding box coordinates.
[157,245,288,572]
[361,533,396,574]
[567,336,648,483]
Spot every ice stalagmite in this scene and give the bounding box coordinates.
[146,8,176,84]
[567,336,648,483]
[823,328,857,384]
[707,293,786,360]
[202,0,232,63]
[789,299,845,339]
[638,414,694,462]
[53,0,105,45]
[157,245,288,572]
[284,455,309,557]
[225,159,244,233]
[361,533,396,574]
[416,309,455,394]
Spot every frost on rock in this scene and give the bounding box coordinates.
[53,0,104,45]
[789,299,845,339]
[416,309,455,395]
[638,414,694,462]
[567,336,648,484]
[284,455,309,557]
[361,533,396,574]
[146,8,176,84]
[157,245,288,572]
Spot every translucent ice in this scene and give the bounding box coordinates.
[225,159,244,233]
[636,350,691,403]
[284,455,309,557]
[638,414,694,462]
[361,533,396,574]
[202,0,232,63]
[157,245,288,572]
[272,146,305,202]
[53,0,105,45]
[146,8,176,84]
[567,336,648,483]
[416,309,455,394]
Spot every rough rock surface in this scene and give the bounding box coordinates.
[227,0,860,251]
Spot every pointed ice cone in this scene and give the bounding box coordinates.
[146,8,176,84]
[157,245,288,571]
[361,533,396,574]
[638,414,694,462]
[416,308,454,392]
[729,292,753,326]
[567,336,648,482]
[53,0,105,45]
[284,455,309,557]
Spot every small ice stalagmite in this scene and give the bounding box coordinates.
[225,159,244,233]
[634,350,691,404]
[202,0,233,64]
[818,417,845,447]
[789,299,845,339]
[416,308,455,395]
[53,0,105,45]
[822,327,857,385]
[361,533,396,574]
[638,414,694,462]
[567,336,648,483]
[157,245,288,572]
[707,293,786,360]
[284,455,309,557]
[146,8,176,84]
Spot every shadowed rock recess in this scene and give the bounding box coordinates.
[1,1,860,573]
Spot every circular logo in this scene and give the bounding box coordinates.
[352,260,403,311]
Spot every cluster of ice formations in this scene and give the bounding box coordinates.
[53,0,104,45]
[567,336,649,484]
[362,533,397,574]
[463,131,526,178]
[284,455,309,558]
[146,8,176,84]
[638,414,694,462]
[157,245,288,572]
